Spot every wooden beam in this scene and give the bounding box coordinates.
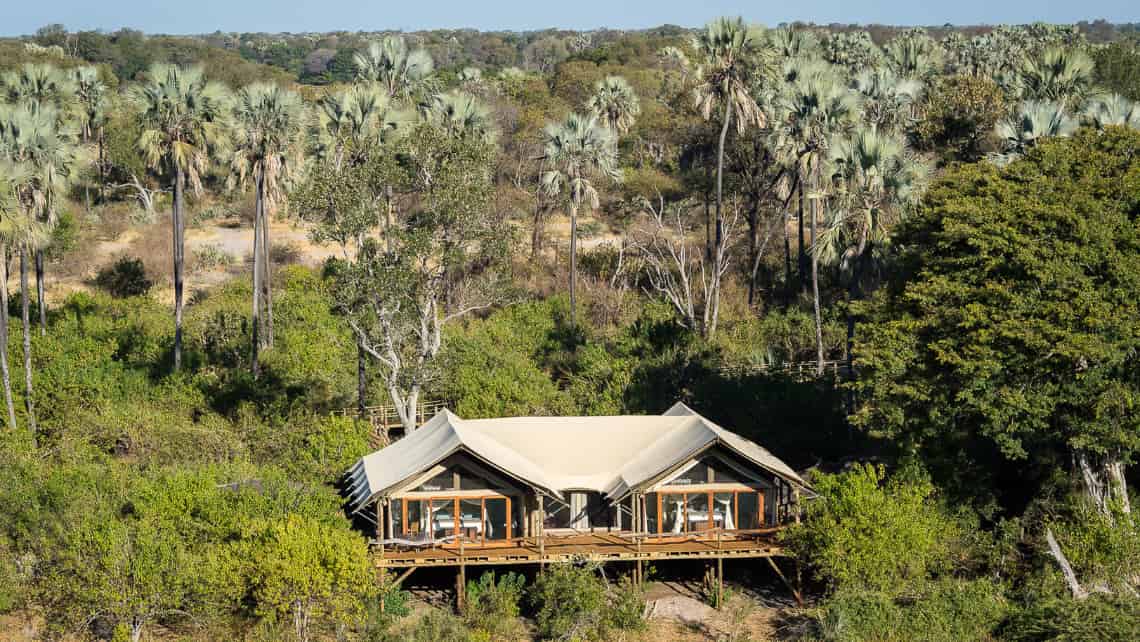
[766,557,803,607]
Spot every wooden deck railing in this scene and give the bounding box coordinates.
[336,400,449,447]
[714,359,851,381]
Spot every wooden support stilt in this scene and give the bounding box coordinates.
[457,537,466,611]
[717,556,724,609]
[766,557,804,607]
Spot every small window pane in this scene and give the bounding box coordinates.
[673,462,708,485]
[485,497,508,541]
[406,499,426,538]
[737,492,761,530]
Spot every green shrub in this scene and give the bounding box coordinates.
[605,574,647,632]
[813,578,1007,642]
[784,463,965,595]
[462,571,526,638]
[1000,593,1140,642]
[530,562,609,640]
[94,256,153,298]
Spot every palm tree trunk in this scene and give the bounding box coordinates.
[798,173,807,292]
[34,250,46,335]
[715,101,732,260]
[251,169,263,378]
[810,167,824,375]
[0,244,16,431]
[172,159,185,371]
[569,202,578,328]
[19,245,36,440]
[259,185,274,347]
[98,128,106,203]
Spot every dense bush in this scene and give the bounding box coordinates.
[93,255,153,297]
[1000,593,1140,641]
[812,578,1007,642]
[462,571,527,638]
[785,464,966,595]
[529,563,645,641]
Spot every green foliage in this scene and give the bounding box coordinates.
[812,578,1007,642]
[462,571,527,638]
[1093,40,1140,101]
[529,562,645,640]
[851,128,1140,512]
[1001,593,1140,641]
[243,513,375,639]
[916,74,1007,161]
[785,464,964,595]
[531,563,610,640]
[94,255,154,297]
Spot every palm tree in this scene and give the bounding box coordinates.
[1018,47,1097,109]
[313,84,403,168]
[587,75,641,136]
[777,67,861,372]
[822,127,928,360]
[131,64,229,371]
[2,64,78,334]
[422,90,495,142]
[353,36,434,101]
[0,159,28,431]
[540,112,620,327]
[692,16,772,328]
[994,100,1077,162]
[1,63,75,116]
[0,103,79,335]
[851,69,922,134]
[1083,94,1140,130]
[71,66,108,201]
[884,28,943,79]
[230,83,303,377]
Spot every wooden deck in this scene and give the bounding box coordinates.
[374,529,785,569]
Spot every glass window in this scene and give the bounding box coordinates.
[672,462,708,485]
[485,497,508,541]
[737,492,761,530]
[711,461,741,484]
[459,469,495,490]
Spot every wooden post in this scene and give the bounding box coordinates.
[716,556,724,610]
[457,537,466,611]
[636,535,643,586]
[376,501,385,559]
[793,487,801,525]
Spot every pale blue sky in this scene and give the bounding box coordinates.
[5,0,1137,36]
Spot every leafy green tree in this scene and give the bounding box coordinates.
[131,64,229,370]
[851,128,1140,516]
[916,74,1007,161]
[229,83,304,377]
[540,112,620,327]
[785,464,964,594]
[245,513,373,642]
[317,124,506,431]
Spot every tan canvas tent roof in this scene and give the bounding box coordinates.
[345,402,807,514]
